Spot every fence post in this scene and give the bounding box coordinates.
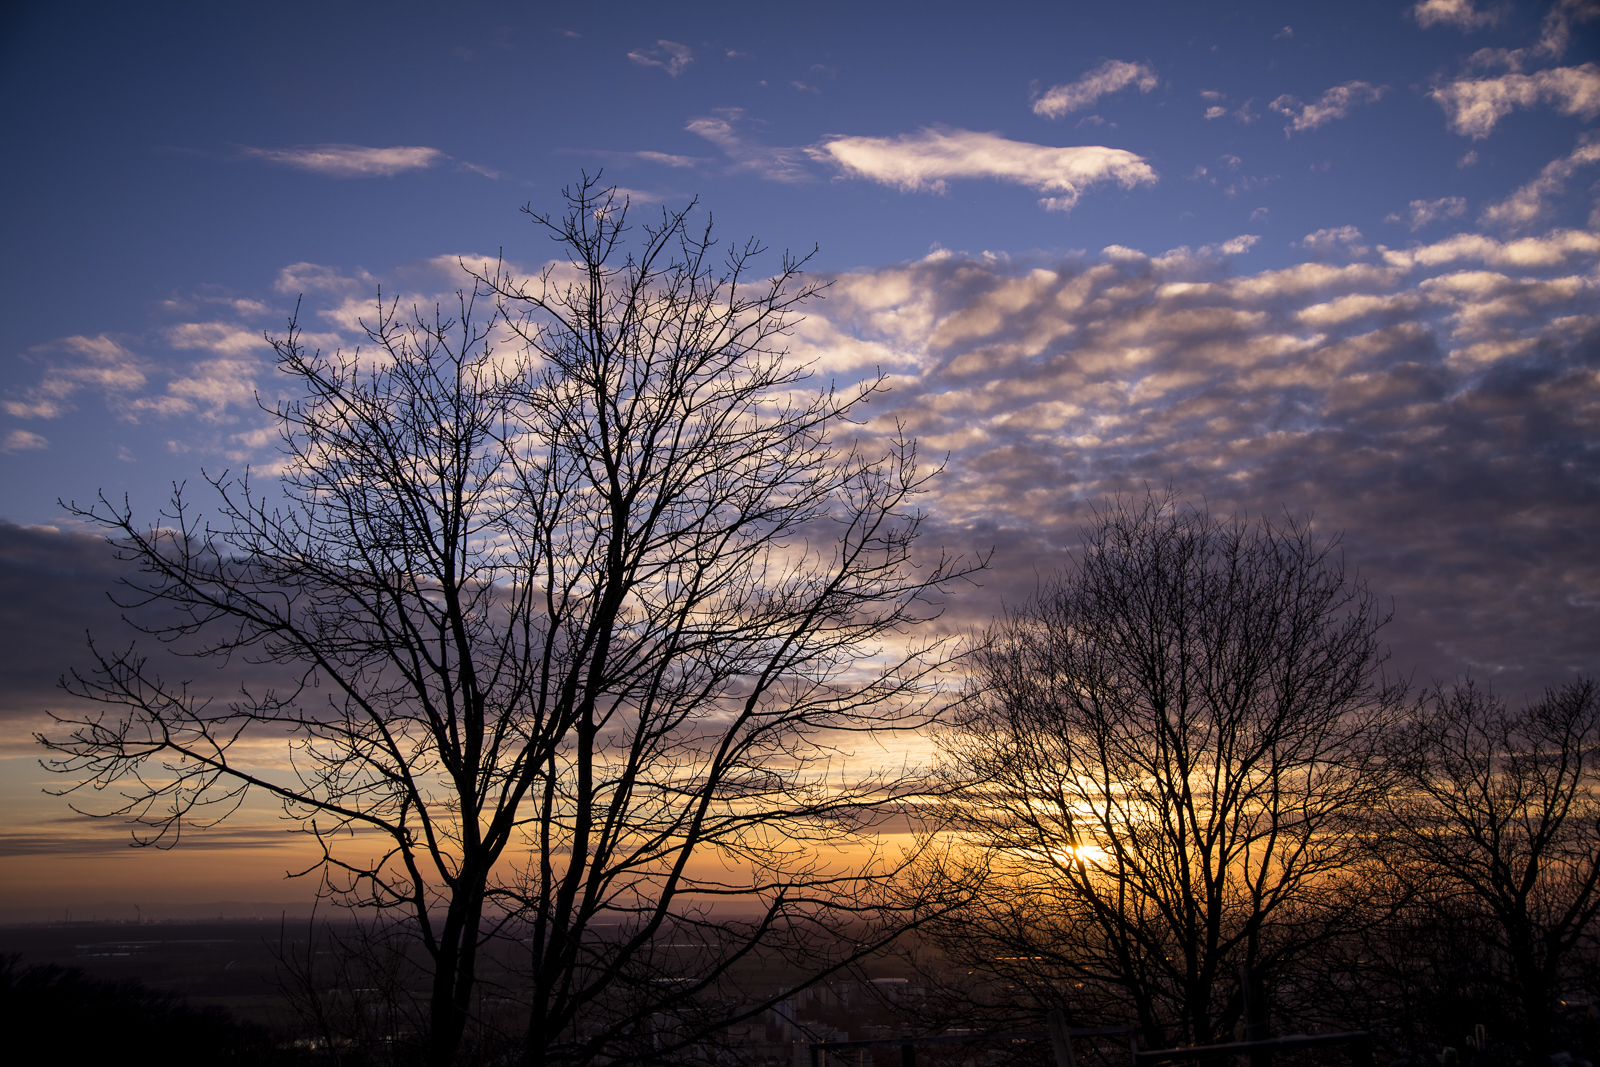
[1047,1010,1078,1067]
[901,1044,915,1067]
[1349,1034,1373,1067]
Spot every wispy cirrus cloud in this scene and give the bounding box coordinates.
[686,109,813,182]
[237,143,447,177]
[628,40,693,76]
[1269,81,1387,134]
[808,127,1157,212]
[1032,60,1158,119]
[1431,64,1600,137]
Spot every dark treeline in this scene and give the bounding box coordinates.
[29,182,1599,1067]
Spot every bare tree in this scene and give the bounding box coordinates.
[935,493,1404,1049]
[40,177,982,1067]
[1378,678,1600,1063]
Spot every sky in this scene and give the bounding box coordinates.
[1,0,1597,914]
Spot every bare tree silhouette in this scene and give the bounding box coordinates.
[41,176,983,1067]
[935,492,1404,1048]
[1378,678,1600,1062]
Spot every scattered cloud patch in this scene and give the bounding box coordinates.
[1431,64,1600,137]
[633,150,703,168]
[809,127,1158,212]
[1032,60,1158,118]
[789,228,1600,687]
[1298,226,1371,256]
[1,430,48,453]
[628,40,693,76]
[687,109,812,182]
[1478,134,1600,229]
[1410,0,1505,31]
[1217,234,1261,254]
[3,335,146,419]
[1387,196,1469,230]
[1269,81,1387,133]
[1205,106,1229,120]
[238,144,445,177]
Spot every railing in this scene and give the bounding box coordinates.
[1130,1031,1373,1067]
[808,1017,1373,1067]
[808,1019,1138,1067]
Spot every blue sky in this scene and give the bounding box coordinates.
[1,0,1598,908]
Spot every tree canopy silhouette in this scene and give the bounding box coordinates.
[935,493,1403,1048]
[42,177,982,1067]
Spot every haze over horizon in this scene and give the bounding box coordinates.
[1,0,1597,912]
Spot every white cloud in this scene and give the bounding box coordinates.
[1269,81,1387,133]
[1217,235,1261,254]
[809,127,1157,213]
[1478,135,1600,228]
[274,262,379,297]
[1032,60,1158,119]
[786,228,1600,686]
[687,110,812,182]
[1386,196,1469,230]
[1204,106,1229,120]
[1379,227,1600,270]
[1431,64,1600,137]
[238,144,446,177]
[1297,226,1371,256]
[166,322,272,356]
[628,40,693,76]
[1409,0,1504,31]
[1,430,48,453]
[2,335,147,419]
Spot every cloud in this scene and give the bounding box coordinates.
[1,430,48,453]
[1379,228,1600,270]
[1409,0,1505,30]
[687,110,813,182]
[1478,134,1600,228]
[237,144,446,177]
[1431,64,1600,137]
[1386,196,1469,230]
[633,150,703,168]
[809,127,1157,212]
[1217,235,1261,254]
[786,226,1600,693]
[1298,226,1371,256]
[1204,106,1229,120]
[1032,60,1159,119]
[1269,81,1387,133]
[3,335,147,419]
[628,40,693,76]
